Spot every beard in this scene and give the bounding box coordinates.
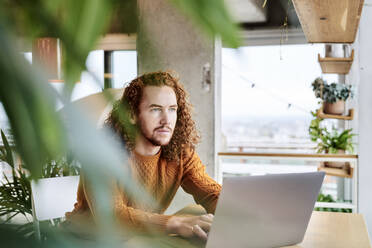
[146,135,167,147]
[138,120,174,147]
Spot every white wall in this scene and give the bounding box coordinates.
[355,0,372,236]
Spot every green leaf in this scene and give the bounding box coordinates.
[1,130,14,168]
[312,78,353,102]
[0,27,69,178]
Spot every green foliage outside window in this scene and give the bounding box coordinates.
[315,193,352,213]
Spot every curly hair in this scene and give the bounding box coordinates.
[105,71,200,162]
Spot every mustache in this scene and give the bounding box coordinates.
[154,126,172,132]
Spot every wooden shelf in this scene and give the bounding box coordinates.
[96,34,136,51]
[218,152,358,159]
[318,50,354,74]
[318,162,354,178]
[317,107,354,120]
[292,0,364,43]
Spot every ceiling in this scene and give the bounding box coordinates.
[226,0,301,30]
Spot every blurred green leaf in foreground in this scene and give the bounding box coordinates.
[0,0,241,246]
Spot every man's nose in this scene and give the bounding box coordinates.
[160,111,170,125]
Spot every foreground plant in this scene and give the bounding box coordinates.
[0,0,241,246]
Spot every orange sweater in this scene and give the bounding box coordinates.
[66,148,221,233]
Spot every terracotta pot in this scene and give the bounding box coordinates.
[323,100,345,115]
[325,149,346,168]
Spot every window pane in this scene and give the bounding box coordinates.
[221,45,352,211]
[50,50,137,102]
[113,50,137,88]
[222,44,338,153]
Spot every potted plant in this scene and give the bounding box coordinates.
[0,130,79,237]
[312,77,353,115]
[309,112,355,168]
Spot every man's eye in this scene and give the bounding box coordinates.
[151,108,161,112]
[169,108,177,112]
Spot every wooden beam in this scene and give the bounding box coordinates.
[292,0,364,43]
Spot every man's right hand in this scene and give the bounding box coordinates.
[166,214,214,241]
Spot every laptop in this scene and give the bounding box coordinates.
[206,172,325,248]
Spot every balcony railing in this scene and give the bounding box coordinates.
[217,152,358,212]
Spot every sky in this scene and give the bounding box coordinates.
[221,44,338,120]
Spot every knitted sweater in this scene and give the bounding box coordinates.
[66,148,221,233]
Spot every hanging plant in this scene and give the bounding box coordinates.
[312,77,353,115]
[312,77,353,103]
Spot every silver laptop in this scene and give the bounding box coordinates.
[207,172,325,248]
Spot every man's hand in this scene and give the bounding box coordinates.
[166,214,214,241]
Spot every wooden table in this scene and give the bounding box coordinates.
[125,211,371,248]
[284,211,371,248]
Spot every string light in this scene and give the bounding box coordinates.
[223,64,309,113]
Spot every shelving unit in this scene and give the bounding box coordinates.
[318,162,354,178]
[314,102,356,211]
[96,34,136,51]
[218,152,359,212]
[316,107,354,120]
[318,50,354,74]
[315,202,355,210]
[292,0,364,43]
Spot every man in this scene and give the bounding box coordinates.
[67,71,221,243]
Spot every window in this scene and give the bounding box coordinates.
[51,50,137,102]
[222,44,337,153]
[220,44,351,209]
